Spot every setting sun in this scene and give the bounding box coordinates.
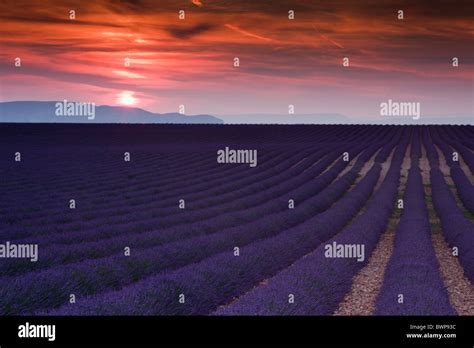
[116,91,138,106]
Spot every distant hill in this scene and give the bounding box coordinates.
[362,115,473,125]
[0,101,223,124]
[221,113,473,125]
[220,113,351,124]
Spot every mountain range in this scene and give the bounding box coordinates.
[0,101,223,124]
[0,101,471,125]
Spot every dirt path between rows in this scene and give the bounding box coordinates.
[434,144,472,217]
[333,144,410,315]
[215,147,382,313]
[431,234,474,315]
[423,144,474,315]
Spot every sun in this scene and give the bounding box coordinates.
[117,91,138,106]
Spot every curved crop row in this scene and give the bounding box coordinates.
[40,149,383,315]
[430,128,474,214]
[2,148,284,225]
[6,143,352,251]
[1,141,373,277]
[7,130,390,249]
[4,148,299,240]
[214,133,409,315]
[4,127,382,240]
[0,124,348,200]
[375,165,455,315]
[429,168,474,282]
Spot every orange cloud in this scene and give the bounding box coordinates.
[224,24,276,43]
[0,0,472,116]
[192,0,203,7]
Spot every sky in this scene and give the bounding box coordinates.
[0,0,473,122]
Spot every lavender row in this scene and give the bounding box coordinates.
[8,145,336,246]
[2,148,295,238]
[214,133,408,315]
[1,125,388,215]
[0,142,381,314]
[431,128,474,214]
[1,149,217,201]
[1,124,368,228]
[450,166,474,214]
[41,150,383,315]
[1,147,283,224]
[429,168,474,282]
[0,143,368,278]
[0,124,346,197]
[9,134,382,246]
[2,125,354,218]
[0,160,357,313]
[375,165,455,315]
[435,125,474,166]
[375,127,405,163]
[424,129,474,281]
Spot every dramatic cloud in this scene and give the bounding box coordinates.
[168,23,215,40]
[0,0,472,119]
[224,24,276,43]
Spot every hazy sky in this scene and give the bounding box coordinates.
[0,0,473,120]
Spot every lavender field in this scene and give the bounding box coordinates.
[0,124,472,316]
